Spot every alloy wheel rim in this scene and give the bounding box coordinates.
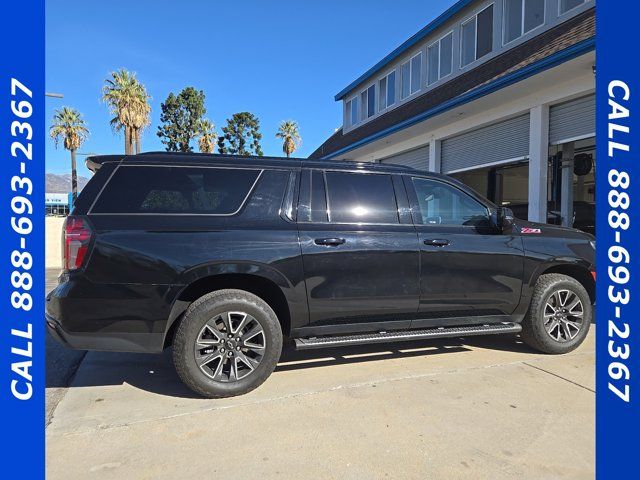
[543,289,584,343]
[194,311,266,382]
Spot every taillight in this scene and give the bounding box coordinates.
[63,216,93,271]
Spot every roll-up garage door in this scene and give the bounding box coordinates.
[549,94,595,145]
[441,114,530,174]
[380,145,430,171]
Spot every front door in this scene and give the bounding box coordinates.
[298,169,420,327]
[404,175,524,319]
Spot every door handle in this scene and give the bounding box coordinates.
[424,238,450,247]
[315,238,346,246]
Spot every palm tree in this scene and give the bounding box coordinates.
[102,68,151,155]
[276,120,301,158]
[49,107,89,202]
[197,119,217,153]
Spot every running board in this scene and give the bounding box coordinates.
[294,322,522,350]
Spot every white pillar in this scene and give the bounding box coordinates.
[429,140,441,173]
[560,142,575,227]
[528,105,550,222]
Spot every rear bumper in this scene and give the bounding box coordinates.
[46,274,177,353]
[46,312,163,353]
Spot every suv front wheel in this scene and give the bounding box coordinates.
[173,289,283,398]
[521,273,592,354]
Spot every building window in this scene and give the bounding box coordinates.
[504,0,545,44]
[346,96,359,127]
[559,0,585,15]
[461,4,494,67]
[359,84,376,121]
[427,31,453,85]
[378,71,396,111]
[401,52,422,99]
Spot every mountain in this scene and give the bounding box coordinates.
[46,173,90,194]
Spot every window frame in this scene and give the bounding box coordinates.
[502,0,546,46]
[359,83,376,121]
[558,0,586,16]
[427,30,454,86]
[377,70,396,112]
[346,95,359,128]
[401,51,423,100]
[460,3,495,68]
[88,164,264,216]
[405,175,492,228]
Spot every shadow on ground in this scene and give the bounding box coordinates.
[64,333,536,399]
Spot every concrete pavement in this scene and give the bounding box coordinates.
[46,330,594,479]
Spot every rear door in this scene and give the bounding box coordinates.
[298,168,420,327]
[404,175,524,319]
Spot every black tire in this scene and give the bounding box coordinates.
[521,273,592,354]
[173,289,283,398]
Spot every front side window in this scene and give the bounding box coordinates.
[461,5,494,67]
[559,0,584,15]
[91,166,261,215]
[504,0,545,44]
[427,32,453,85]
[325,172,399,224]
[378,71,396,110]
[401,52,422,99]
[411,177,490,226]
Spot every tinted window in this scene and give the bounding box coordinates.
[92,166,260,214]
[387,71,396,107]
[461,18,477,66]
[401,61,411,99]
[439,32,453,77]
[367,84,376,118]
[411,177,489,226]
[504,0,523,43]
[325,172,399,224]
[298,170,328,222]
[378,76,388,110]
[427,43,439,85]
[476,5,494,58]
[523,0,544,34]
[410,52,422,94]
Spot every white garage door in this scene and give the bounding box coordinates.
[380,145,430,171]
[441,114,530,173]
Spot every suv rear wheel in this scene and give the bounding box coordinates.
[521,273,592,354]
[173,289,283,398]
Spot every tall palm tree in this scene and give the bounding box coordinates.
[49,107,89,202]
[102,68,151,155]
[276,120,301,158]
[197,119,217,153]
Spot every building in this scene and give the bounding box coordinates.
[45,193,72,216]
[311,0,595,232]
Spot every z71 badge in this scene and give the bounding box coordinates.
[521,227,542,234]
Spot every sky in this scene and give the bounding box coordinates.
[46,0,455,178]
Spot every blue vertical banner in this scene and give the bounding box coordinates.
[596,1,640,478]
[0,0,45,478]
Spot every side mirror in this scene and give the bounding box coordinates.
[491,207,514,230]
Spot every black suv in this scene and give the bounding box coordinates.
[47,153,596,398]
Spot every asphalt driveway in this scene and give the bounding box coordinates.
[46,328,594,479]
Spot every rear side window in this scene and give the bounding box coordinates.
[91,166,261,214]
[325,172,399,224]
